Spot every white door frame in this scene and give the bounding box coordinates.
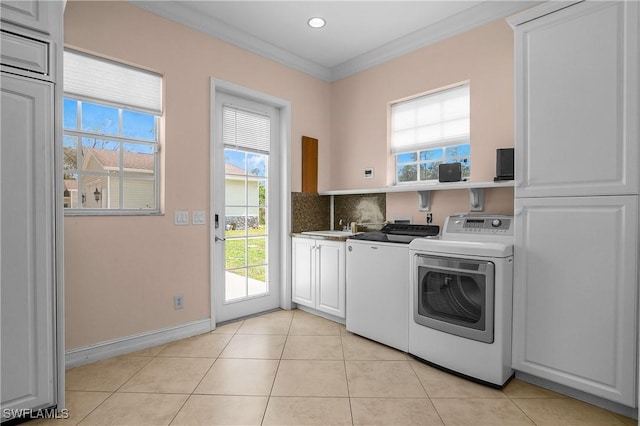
[209,79,292,330]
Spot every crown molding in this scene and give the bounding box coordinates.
[130,0,332,81]
[330,1,540,82]
[131,1,539,83]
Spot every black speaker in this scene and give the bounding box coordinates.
[438,162,462,182]
[494,148,514,181]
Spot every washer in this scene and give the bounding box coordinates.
[346,224,439,352]
[408,214,514,387]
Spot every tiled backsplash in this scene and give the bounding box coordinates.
[334,194,386,232]
[291,192,331,233]
[291,192,387,233]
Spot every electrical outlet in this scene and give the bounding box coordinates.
[174,294,184,310]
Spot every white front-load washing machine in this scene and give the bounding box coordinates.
[408,214,514,387]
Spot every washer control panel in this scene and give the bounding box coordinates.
[443,214,514,241]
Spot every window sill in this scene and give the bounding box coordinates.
[63,210,164,217]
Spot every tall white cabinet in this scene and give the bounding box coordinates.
[509,1,639,407]
[1,0,64,422]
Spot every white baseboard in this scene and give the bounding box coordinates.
[515,372,638,420]
[65,318,212,368]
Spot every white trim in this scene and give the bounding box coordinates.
[506,1,581,28]
[132,1,330,82]
[210,79,292,329]
[65,319,211,368]
[332,1,542,82]
[515,372,638,420]
[132,1,538,83]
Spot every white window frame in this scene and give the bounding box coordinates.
[62,50,162,215]
[391,83,470,184]
[62,97,161,215]
[395,144,471,184]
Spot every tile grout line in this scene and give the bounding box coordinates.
[502,389,540,426]
[168,318,243,425]
[71,352,157,424]
[340,328,356,426]
[407,356,447,425]
[260,313,294,425]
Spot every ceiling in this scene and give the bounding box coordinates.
[131,1,537,82]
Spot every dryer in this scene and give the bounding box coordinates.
[408,214,514,387]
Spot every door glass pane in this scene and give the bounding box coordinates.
[248,237,266,266]
[224,148,269,302]
[225,269,247,302]
[248,266,267,296]
[225,238,246,270]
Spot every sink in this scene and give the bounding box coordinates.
[300,230,355,237]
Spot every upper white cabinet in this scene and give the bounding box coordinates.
[0,0,51,34]
[511,1,639,198]
[292,237,346,319]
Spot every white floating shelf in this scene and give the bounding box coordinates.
[318,180,514,196]
[318,180,515,212]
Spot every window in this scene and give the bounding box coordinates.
[391,84,470,183]
[62,50,162,213]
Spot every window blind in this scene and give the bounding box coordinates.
[391,84,469,154]
[223,105,271,153]
[64,50,162,115]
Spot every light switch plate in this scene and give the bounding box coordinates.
[174,210,189,226]
[192,211,206,225]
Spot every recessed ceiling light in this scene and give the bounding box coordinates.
[307,17,326,29]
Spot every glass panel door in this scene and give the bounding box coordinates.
[224,148,269,302]
[212,91,280,323]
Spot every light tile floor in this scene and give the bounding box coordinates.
[38,309,636,425]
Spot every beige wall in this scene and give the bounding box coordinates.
[64,1,515,350]
[329,19,515,226]
[64,0,331,349]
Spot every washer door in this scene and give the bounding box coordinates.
[414,255,495,343]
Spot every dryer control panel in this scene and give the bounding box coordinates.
[443,214,514,242]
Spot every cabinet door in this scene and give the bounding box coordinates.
[0,0,51,35]
[1,74,56,414]
[291,237,315,308]
[316,240,345,318]
[513,196,638,406]
[514,1,639,197]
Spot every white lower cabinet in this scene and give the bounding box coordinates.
[512,196,638,406]
[292,237,345,318]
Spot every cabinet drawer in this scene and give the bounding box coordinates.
[1,31,48,76]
